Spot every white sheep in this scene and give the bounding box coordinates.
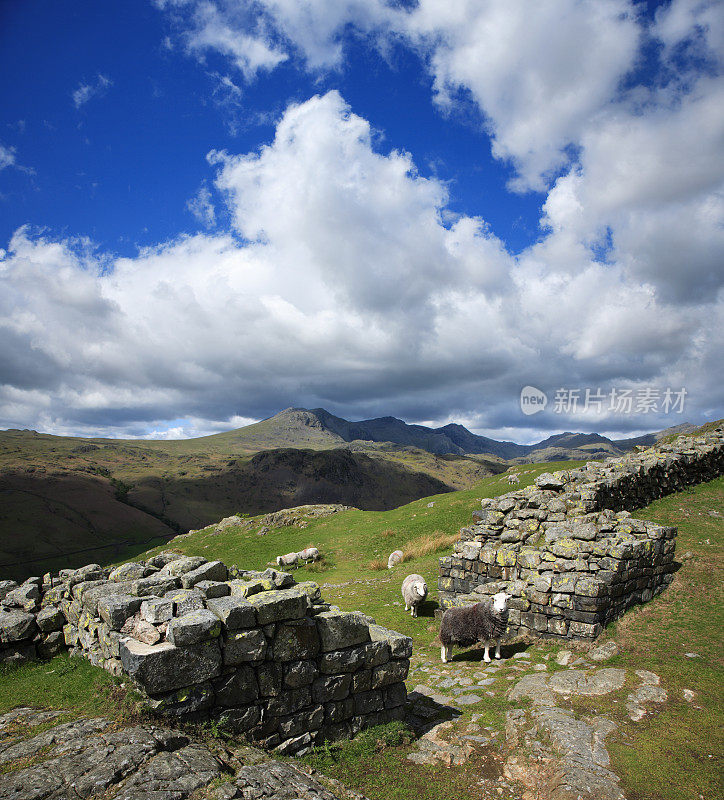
[401,574,427,618]
[298,547,320,563]
[439,591,511,663]
[387,550,404,569]
[276,552,299,567]
[507,473,520,485]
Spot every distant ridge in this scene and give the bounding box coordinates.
[204,407,696,462]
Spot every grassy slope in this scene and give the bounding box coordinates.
[0,427,503,580]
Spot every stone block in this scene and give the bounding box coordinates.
[0,610,37,642]
[229,579,271,598]
[195,581,231,598]
[167,609,223,646]
[141,597,174,624]
[354,689,383,715]
[371,659,409,688]
[272,618,320,661]
[266,687,312,717]
[148,681,215,717]
[249,587,309,624]
[38,630,65,659]
[551,574,578,593]
[36,605,64,632]
[132,576,179,597]
[96,594,142,631]
[324,698,355,725]
[383,683,407,709]
[575,576,610,597]
[158,556,207,577]
[109,562,150,581]
[315,611,371,652]
[4,583,41,612]
[223,629,267,664]
[206,595,255,629]
[213,664,259,706]
[284,659,319,688]
[119,639,222,695]
[279,706,324,739]
[164,588,205,615]
[257,661,283,696]
[312,674,352,703]
[63,623,79,647]
[180,560,228,589]
[318,643,373,674]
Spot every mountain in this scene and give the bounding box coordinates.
[211,408,688,462]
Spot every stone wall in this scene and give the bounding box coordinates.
[0,556,410,756]
[438,427,724,640]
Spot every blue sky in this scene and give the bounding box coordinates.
[0,0,722,442]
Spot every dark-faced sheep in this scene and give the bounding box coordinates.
[401,574,427,617]
[440,591,511,663]
[387,550,404,569]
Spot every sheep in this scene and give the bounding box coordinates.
[387,550,404,569]
[276,552,299,568]
[401,574,427,618]
[298,547,320,563]
[439,591,511,663]
[507,473,520,485]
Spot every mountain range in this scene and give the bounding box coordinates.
[201,407,695,461]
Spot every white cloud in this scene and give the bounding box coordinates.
[175,1,288,81]
[0,143,17,171]
[72,74,113,108]
[187,182,216,227]
[399,0,641,192]
[1,93,721,437]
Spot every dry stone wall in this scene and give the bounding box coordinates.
[439,427,724,640]
[0,556,410,756]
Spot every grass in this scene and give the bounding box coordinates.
[0,652,145,724]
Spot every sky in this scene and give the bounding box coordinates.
[0,0,722,444]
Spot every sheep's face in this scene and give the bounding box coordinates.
[492,591,511,612]
[276,556,282,566]
[413,581,427,598]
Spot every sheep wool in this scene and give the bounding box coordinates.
[439,592,511,662]
[401,574,427,617]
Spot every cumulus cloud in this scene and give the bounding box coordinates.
[1,92,720,438]
[72,74,113,108]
